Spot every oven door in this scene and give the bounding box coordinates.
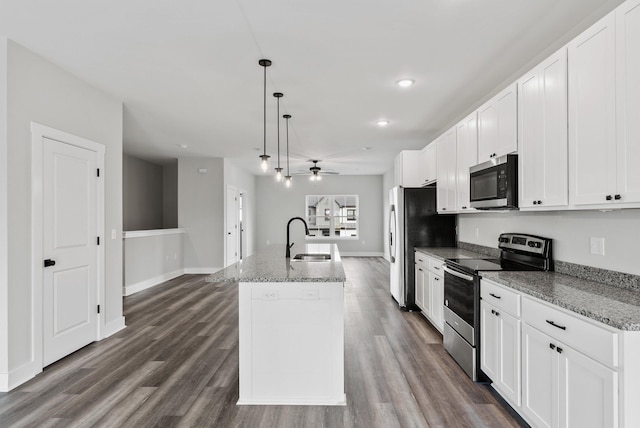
[443,266,476,344]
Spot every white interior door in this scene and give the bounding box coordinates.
[43,137,99,366]
[226,186,239,266]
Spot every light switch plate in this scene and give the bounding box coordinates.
[590,237,605,256]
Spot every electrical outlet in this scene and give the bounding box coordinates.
[590,237,605,256]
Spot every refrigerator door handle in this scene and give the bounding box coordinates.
[389,205,396,263]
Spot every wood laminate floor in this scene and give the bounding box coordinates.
[0,257,526,428]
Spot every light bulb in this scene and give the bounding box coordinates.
[316,174,322,181]
[260,158,269,172]
[285,176,292,188]
[275,168,283,182]
[309,175,315,182]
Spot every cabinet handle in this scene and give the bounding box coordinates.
[494,310,500,316]
[537,200,542,205]
[433,266,440,270]
[615,194,621,200]
[418,268,423,272]
[606,195,613,201]
[461,206,467,209]
[546,320,566,330]
[533,200,538,205]
[434,277,440,281]
[557,347,563,354]
[418,259,423,262]
[549,343,556,350]
[489,293,501,299]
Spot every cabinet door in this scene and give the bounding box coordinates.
[568,12,616,206]
[496,309,521,407]
[421,143,437,185]
[415,265,426,312]
[456,112,478,212]
[436,134,456,213]
[558,345,618,428]
[423,270,432,319]
[478,84,517,163]
[521,324,557,428]
[519,49,568,210]
[480,301,499,381]
[430,272,444,332]
[616,0,640,205]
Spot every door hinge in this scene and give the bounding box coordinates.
[97,305,100,314]
[97,236,100,245]
[97,168,100,177]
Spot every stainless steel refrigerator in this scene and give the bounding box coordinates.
[389,186,457,309]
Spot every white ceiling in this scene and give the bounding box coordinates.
[0,0,624,176]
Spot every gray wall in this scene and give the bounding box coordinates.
[0,38,8,378]
[2,40,123,374]
[178,158,225,271]
[459,210,640,275]
[255,175,384,255]
[163,160,178,228]
[123,155,163,230]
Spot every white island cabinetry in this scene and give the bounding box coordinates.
[209,243,346,406]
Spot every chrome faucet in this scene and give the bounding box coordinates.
[286,217,310,258]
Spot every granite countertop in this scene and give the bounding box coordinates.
[414,247,487,261]
[481,270,640,331]
[206,243,346,283]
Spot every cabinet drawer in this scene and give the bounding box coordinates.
[522,297,618,367]
[428,258,444,275]
[481,279,520,317]
[414,252,429,269]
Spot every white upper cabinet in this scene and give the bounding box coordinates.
[437,128,457,213]
[518,48,568,210]
[455,112,478,212]
[568,11,616,207]
[394,150,423,187]
[616,0,640,205]
[477,83,518,163]
[420,143,437,186]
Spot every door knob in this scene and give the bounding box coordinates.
[44,259,56,267]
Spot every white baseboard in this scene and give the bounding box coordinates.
[124,269,185,296]
[183,267,222,274]
[102,316,126,338]
[339,252,384,257]
[0,361,40,392]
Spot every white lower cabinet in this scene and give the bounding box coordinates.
[480,279,630,427]
[414,252,444,333]
[481,300,521,407]
[521,323,617,428]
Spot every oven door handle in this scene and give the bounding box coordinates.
[443,266,474,282]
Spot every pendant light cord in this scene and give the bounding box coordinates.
[276,95,281,168]
[263,65,267,156]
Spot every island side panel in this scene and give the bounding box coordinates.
[238,281,345,405]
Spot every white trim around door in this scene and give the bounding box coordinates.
[30,122,105,378]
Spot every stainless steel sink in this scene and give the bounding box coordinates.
[292,253,331,261]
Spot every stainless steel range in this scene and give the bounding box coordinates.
[443,233,553,381]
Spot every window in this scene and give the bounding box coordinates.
[306,195,359,239]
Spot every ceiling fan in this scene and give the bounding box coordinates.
[293,160,339,181]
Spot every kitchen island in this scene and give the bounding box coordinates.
[207,244,346,406]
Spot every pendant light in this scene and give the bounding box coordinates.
[283,114,292,188]
[273,92,284,181]
[258,59,272,172]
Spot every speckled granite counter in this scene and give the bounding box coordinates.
[481,270,640,331]
[206,243,346,283]
[414,247,487,261]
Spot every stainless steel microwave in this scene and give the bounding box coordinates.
[469,154,518,209]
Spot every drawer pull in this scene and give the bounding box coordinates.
[546,320,567,330]
[489,293,501,299]
[549,343,556,350]
[491,309,500,316]
[433,266,440,270]
[434,277,440,281]
[557,346,563,354]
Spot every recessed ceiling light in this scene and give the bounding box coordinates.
[377,120,390,127]
[179,144,188,149]
[396,79,415,88]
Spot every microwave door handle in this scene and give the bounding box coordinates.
[443,266,474,282]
